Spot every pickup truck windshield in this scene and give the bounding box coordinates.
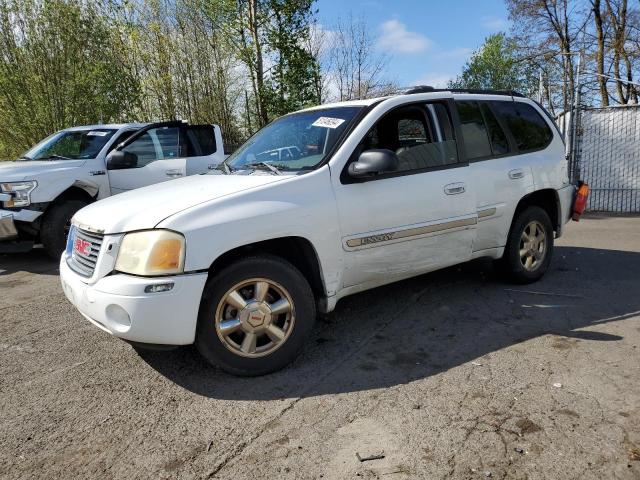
[222,107,363,172]
[22,129,117,160]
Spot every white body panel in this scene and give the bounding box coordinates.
[108,157,187,194]
[60,92,575,346]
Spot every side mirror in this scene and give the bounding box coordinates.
[348,149,399,178]
[107,150,137,170]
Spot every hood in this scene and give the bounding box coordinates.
[0,159,86,181]
[73,172,288,234]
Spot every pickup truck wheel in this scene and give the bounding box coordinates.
[40,200,88,259]
[500,206,554,284]
[196,255,316,376]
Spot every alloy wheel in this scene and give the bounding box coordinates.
[519,220,546,271]
[214,278,295,358]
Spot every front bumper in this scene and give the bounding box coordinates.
[59,256,208,345]
[0,211,17,240]
[0,208,42,241]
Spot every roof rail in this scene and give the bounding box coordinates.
[403,85,525,98]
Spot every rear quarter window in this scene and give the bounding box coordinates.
[186,125,217,156]
[490,101,553,152]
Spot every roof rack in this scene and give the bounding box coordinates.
[403,85,525,98]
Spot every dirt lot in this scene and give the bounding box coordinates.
[1,216,639,480]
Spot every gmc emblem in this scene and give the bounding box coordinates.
[74,237,91,256]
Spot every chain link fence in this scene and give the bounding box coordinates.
[559,105,640,213]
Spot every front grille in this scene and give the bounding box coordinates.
[68,228,104,277]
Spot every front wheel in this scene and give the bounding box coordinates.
[195,255,316,376]
[498,206,554,284]
[40,200,88,259]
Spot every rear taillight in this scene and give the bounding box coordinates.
[572,182,589,221]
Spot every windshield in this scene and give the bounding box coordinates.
[22,129,117,160]
[222,107,363,173]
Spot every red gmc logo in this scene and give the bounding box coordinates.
[74,237,91,256]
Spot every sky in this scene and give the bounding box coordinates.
[316,0,512,88]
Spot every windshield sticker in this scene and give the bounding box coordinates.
[87,131,109,136]
[312,117,346,129]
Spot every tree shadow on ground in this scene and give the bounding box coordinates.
[138,245,639,400]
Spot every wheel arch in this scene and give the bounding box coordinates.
[206,236,328,310]
[512,188,560,235]
[52,181,98,204]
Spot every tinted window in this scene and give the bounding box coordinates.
[123,131,157,167]
[155,127,180,159]
[480,103,510,155]
[429,103,455,140]
[456,101,492,160]
[107,130,136,153]
[491,101,553,151]
[185,125,216,156]
[359,103,458,173]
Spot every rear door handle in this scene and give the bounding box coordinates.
[444,182,466,195]
[509,168,525,179]
[165,169,183,178]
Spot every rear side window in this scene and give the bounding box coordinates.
[185,125,217,156]
[480,103,510,155]
[155,127,180,159]
[491,101,553,151]
[456,101,492,160]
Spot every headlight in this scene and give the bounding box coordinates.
[115,230,185,276]
[0,181,37,208]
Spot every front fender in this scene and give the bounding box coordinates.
[158,169,343,296]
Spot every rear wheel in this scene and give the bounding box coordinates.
[40,200,88,259]
[196,255,316,376]
[499,206,554,284]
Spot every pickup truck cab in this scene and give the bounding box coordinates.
[0,121,224,257]
[60,88,579,376]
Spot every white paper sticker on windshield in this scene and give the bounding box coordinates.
[312,117,345,129]
[87,130,108,136]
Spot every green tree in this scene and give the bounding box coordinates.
[0,0,139,158]
[264,0,321,117]
[449,33,536,92]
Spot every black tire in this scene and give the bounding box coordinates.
[40,200,88,259]
[195,255,316,376]
[499,206,554,284]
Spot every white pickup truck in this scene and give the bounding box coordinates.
[60,88,586,376]
[0,121,224,257]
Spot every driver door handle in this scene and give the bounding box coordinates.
[444,182,466,195]
[165,169,183,178]
[509,168,525,179]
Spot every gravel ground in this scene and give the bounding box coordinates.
[1,215,639,479]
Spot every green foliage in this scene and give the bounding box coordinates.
[0,0,324,156]
[0,0,139,158]
[449,33,536,93]
[264,0,321,118]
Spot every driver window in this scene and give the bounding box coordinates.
[359,103,459,172]
[122,127,180,168]
[123,131,157,167]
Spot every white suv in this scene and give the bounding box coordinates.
[60,88,579,376]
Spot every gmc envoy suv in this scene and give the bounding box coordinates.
[60,87,582,376]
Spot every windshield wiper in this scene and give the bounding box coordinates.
[43,154,71,160]
[245,161,281,175]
